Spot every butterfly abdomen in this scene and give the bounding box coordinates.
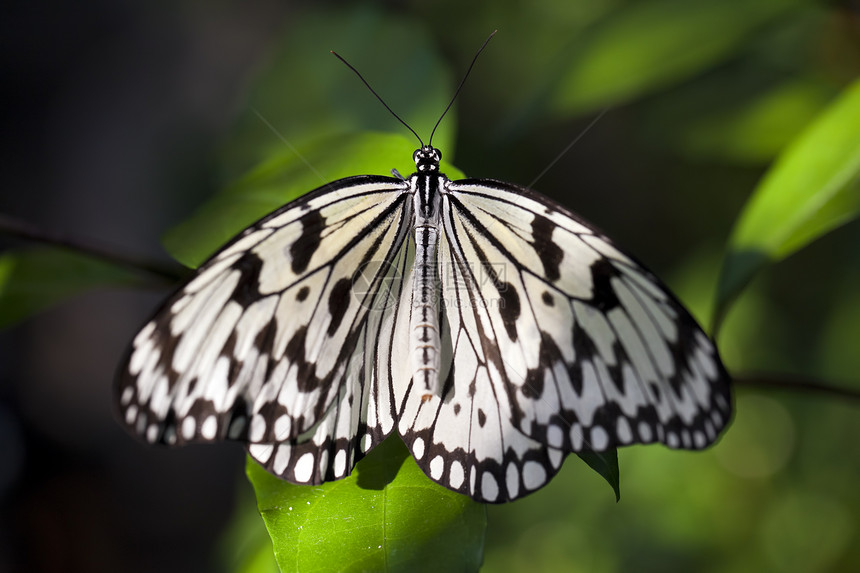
[410,172,443,399]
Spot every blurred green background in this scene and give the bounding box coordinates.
[1,1,858,572]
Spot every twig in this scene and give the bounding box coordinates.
[0,213,186,284]
[733,372,860,402]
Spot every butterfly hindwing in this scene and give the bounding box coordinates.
[398,216,566,502]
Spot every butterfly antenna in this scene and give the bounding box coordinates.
[428,30,497,147]
[332,50,424,147]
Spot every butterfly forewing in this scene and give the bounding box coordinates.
[442,180,731,454]
[117,175,409,455]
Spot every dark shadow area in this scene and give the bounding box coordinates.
[354,435,411,491]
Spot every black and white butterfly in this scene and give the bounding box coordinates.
[116,47,731,503]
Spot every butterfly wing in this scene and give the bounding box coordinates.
[400,177,731,501]
[116,175,411,483]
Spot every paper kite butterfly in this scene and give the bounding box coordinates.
[116,37,731,503]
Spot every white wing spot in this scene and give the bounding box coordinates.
[274,445,290,475]
[293,452,315,483]
[449,460,465,489]
[361,433,372,453]
[638,421,653,442]
[523,461,547,490]
[120,387,134,406]
[693,430,706,448]
[412,437,425,459]
[250,414,266,442]
[135,413,147,434]
[125,405,138,426]
[681,429,692,448]
[274,415,291,440]
[481,473,499,502]
[547,424,563,448]
[228,415,246,439]
[590,425,609,450]
[201,415,217,440]
[616,417,633,444]
[146,425,159,443]
[549,448,563,469]
[570,423,584,450]
[249,443,273,464]
[505,463,519,500]
[181,417,196,440]
[430,455,444,480]
[667,432,679,448]
[334,450,347,478]
[704,420,716,441]
[711,410,723,428]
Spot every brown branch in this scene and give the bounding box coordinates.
[0,213,186,284]
[733,372,860,402]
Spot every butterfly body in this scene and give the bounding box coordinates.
[117,144,731,502]
[409,147,445,398]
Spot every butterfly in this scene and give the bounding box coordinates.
[115,42,732,504]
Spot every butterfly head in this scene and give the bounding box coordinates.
[413,146,441,173]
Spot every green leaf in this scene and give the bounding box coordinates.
[715,78,860,329]
[247,436,486,573]
[162,132,465,268]
[553,0,795,115]
[674,79,836,164]
[576,449,620,502]
[220,488,279,573]
[220,6,455,184]
[0,247,143,328]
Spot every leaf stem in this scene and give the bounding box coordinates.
[0,213,186,284]
[734,372,860,402]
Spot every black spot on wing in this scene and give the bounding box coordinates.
[327,278,352,335]
[284,326,318,392]
[665,316,703,399]
[230,253,264,307]
[521,331,562,399]
[290,210,324,274]
[531,214,562,282]
[296,286,310,301]
[650,382,662,403]
[284,324,307,361]
[498,283,521,341]
[160,408,178,442]
[227,396,250,439]
[252,317,277,353]
[570,321,595,396]
[541,291,554,306]
[589,258,621,311]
